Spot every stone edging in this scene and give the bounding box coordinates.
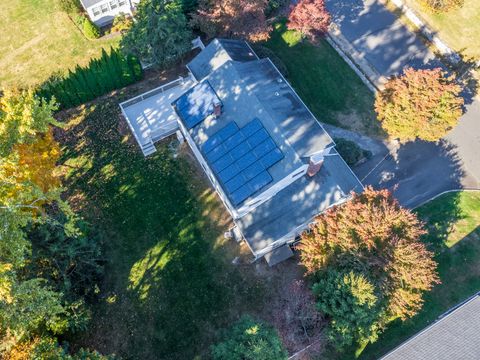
[326,25,380,93]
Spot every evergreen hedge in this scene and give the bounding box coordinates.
[83,17,101,39]
[38,47,143,109]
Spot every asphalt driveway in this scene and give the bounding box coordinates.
[324,0,480,207]
[325,0,444,80]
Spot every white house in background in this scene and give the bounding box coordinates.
[80,0,139,26]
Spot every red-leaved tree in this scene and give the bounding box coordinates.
[191,0,272,42]
[288,0,331,43]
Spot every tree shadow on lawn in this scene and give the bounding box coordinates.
[56,100,266,359]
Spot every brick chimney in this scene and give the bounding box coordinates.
[307,153,324,177]
[213,100,222,117]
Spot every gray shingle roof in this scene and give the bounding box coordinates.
[80,0,104,8]
[381,294,480,360]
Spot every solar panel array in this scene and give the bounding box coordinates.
[202,118,284,206]
[174,81,221,129]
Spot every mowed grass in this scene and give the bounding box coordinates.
[359,191,480,359]
[58,99,267,359]
[0,0,119,88]
[405,0,480,59]
[264,22,380,137]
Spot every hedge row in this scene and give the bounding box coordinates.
[38,47,142,109]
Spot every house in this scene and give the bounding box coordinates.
[381,292,480,360]
[80,0,138,26]
[120,39,363,265]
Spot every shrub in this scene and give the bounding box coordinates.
[313,269,383,349]
[212,316,288,360]
[37,47,143,109]
[334,137,371,166]
[83,18,101,39]
[111,13,133,33]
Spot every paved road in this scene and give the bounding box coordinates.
[325,0,444,79]
[324,0,480,207]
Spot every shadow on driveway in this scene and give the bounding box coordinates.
[353,139,478,208]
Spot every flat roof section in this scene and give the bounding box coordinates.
[237,152,363,255]
[120,78,195,150]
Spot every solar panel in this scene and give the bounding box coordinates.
[173,81,222,129]
[260,148,284,169]
[201,118,284,206]
[202,122,238,153]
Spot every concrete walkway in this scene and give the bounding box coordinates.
[324,0,480,207]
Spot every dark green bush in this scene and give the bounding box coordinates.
[83,18,101,39]
[334,137,371,166]
[37,47,143,109]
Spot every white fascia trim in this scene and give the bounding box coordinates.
[177,120,239,219]
[236,164,308,218]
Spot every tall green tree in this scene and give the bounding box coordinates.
[313,270,383,351]
[0,89,59,157]
[212,316,288,360]
[120,0,192,67]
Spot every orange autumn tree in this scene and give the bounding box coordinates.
[375,67,463,142]
[14,130,61,193]
[191,0,272,42]
[299,187,439,349]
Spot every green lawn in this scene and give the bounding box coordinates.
[358,191,480,359]
[0,0,119,88]
[264,22,380,137]
[58,98,268,359]
[404,0,480,59]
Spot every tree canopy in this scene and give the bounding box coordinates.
[299,187,440,351]
[192,0,272,42]
[120,0,192,67]
[0,88,59,157]
[375,67,463,142]
[287,0,331,43]
[313,270,383,349]
[0,90,107,357]
[211,316,288,360]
